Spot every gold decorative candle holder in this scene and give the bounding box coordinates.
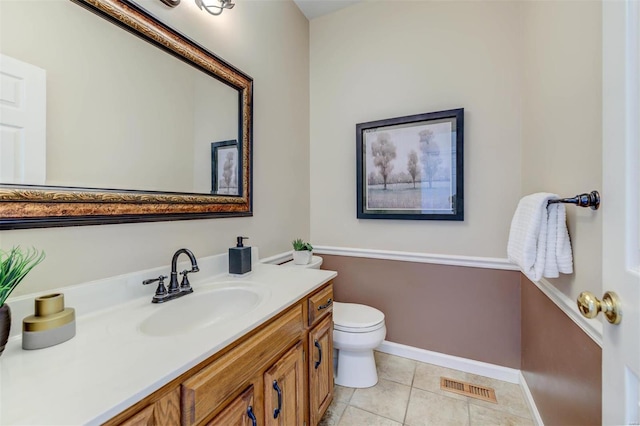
[22,293,76,350]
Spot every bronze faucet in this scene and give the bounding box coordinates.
[143,248,199,303]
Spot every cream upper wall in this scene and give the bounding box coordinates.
[309,0,602,299]
[521,0,602,299]
[309,1,523,257]
[1,0,310,297]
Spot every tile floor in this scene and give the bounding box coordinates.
[320,351,535,426]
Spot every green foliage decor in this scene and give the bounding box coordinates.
[0,247,45,306]
[292,239,313,252]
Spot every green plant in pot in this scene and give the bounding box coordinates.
[292,238,313,265]
[0,247,45,356]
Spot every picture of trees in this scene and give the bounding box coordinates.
[211,140,239,195]
[356,108,463,220]
[218,147,238,195]
[363,119,456,212]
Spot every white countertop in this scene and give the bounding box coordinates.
[0,258,336,425]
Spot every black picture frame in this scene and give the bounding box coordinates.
[211,139,239,195]
[356,108,464,221]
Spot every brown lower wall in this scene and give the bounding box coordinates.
[521,275,602,426]
[321,254,522,368]
[321,254,602,423]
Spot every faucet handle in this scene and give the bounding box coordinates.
[142,275,167,285]
[180,269,196,291]
[143,275,168,299]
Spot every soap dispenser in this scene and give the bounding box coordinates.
[229,236,251,275]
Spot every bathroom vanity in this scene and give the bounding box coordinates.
[109,281,334,426]
[1,255,336,425]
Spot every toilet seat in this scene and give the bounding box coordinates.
[333,302,385,333]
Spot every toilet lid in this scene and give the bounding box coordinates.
[333,302,385,332]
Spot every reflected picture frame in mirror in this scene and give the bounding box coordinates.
[211,140,239,196]
[0,0,253,229]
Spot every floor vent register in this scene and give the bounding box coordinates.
[440,377,498,403]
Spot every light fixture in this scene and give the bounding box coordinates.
[195,0,235,16]
[159,0,181,7]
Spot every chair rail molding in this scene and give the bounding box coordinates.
[313,246,519,271]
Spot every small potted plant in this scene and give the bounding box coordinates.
[292,238,313,265]
[0,246,45,356]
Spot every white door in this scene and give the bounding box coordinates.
[0,54,46,185]
[602,0,640,424]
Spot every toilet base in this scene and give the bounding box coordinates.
[334,348,378,388]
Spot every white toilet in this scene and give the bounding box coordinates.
[332,302,386,388]
[281,255,387,388]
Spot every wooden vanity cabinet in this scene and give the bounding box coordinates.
[263,342,305,425]
[308,315,333,426]
[109,281,334,426]
[306,285,334,426]
[206,386,256,426]
[307,284,333,326]
[181,305,303,426]
[118,388,181,426]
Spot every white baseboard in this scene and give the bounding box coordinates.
[520,371,544,426]
[377,340,544,425]
[376,340,521,384]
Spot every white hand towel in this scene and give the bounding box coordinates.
[544,203,560,278]
[507,193,573,282]
[551,202,574,275]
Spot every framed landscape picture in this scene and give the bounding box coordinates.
[356,108,464,220]
[211,139,239,195]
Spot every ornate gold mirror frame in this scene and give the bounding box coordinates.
[0,0,253,230]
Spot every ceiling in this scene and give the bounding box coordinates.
[293,0,361,20]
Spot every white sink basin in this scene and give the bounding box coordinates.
[139,282,270,337]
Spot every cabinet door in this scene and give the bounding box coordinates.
[118,388,180,426]
[309,315,334,426]
[264,342,304,426]
[207,386,257,426]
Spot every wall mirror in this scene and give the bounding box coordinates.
[0,0,253,229]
